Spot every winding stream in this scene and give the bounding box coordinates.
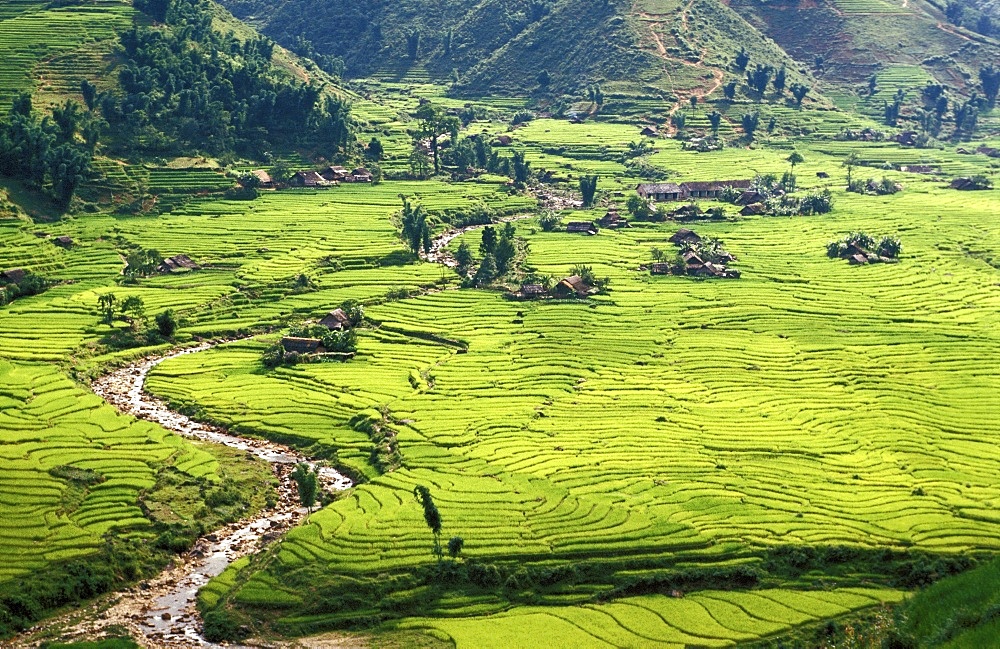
[21,345,351,648]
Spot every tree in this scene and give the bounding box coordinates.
[291,464,319,512]
[689,95,698,108]
[868,75,878,96]
[366,136,384,161]
[626,194,652,220]
[155,310,177,338]
[443,29,453,55]
[843,152,860,187]
[473,253,497,286]
[413,485,443,559]
[790,83,810,106]
[773,66,787,95]
[945,1,963,25]
[746,64,772,94]
[539,212,560,231]
[414,103,460,174]
[98,293,117,325]
[671,111,687,132]
[708,111,722,135]
[510,150,531,187]
[579,174,599,207]
[400,197,430,255]
[124,248,161,278]
[455,240,474,275]
[787,151,804,174]
[980,65,1000,106]
[480,226,497,256]
[651,247,665,262]
[47,144,90,209]
[723,82,737,100]
[734,48,750,71]
[741,112,760,140]
[80,80,98,111]
[537,70,550,88]
[494,236,516,275]
[447,536,464,559]
[409,146,432,179]
[406,31,420,59]
[977,14,994,37]
[119,295,146,330]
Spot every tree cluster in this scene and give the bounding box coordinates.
[0,94,95,209]
[105,0,354,158]
[459,221,523,286]
[291,464,319,512]
[0,271,48,306]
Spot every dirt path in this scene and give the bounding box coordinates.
[13,344,352,649]
[634,2,725,134]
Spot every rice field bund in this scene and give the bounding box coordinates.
[2,29,1000,642]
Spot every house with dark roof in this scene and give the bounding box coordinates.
[251,170,274,188]
[566,221,598,235]
[597,211,629,229]
[0,268,27,284]
[553,275,595,298]
[518,284,546,299]
[289,171,326,187]
[351,168,373,183]
[650,263,671,275]
[669,229,701,246]
[320,308,351,330]
[680,180,752,199]
[640,126,659,137]
[158,254,199,273]
[53,236,74,248]
[281,337,323,354]
[637,183,684,201]
[320,166,350,182]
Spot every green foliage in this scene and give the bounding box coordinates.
[539,212,560,232]
[579,174,598,207]
[0,270,48,307]
[108,0,354,158]
[291,464,319,511]
[447,536,464,559]
[400,197,431,255]
[155,309,177,338]
[414,485,443,558]
[123,248,162,279]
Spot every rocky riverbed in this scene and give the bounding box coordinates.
[14,344,352,648]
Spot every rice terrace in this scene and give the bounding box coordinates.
[1,0,1000,647]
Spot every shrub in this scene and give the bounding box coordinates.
[539,212,560,231]
[155,309,177,338]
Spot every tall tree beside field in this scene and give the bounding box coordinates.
[400,197,430,255]
[512,150,531,187]
[741,112,760,140]
[580,175,599,207]
[723,82,737,100]
[291,464,319,512]
[406,31,420,59]
[790,83,810,106]
[455,241,474,276]
[773,66,787,95]
[787,151,804,174]
[981,66,1000,106]
[414,103,460,174]
[98,293,117,325]
[708,111,722,135]
[734,48,750,71]
[413,485,443,559]
[843,152,860,187]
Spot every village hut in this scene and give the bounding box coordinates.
[637,182,684,201]
[351,168,373,183]
[849,253,869,265]
[640,126,659,137]
[157,254,199,273]
[566,221,598,235]
[320,166,350,182]
[289,171,325,187]
[251,170,274,188]
[950,177,977,190]
[319,308,351,330]
[895,131,918,146]
[281,337,323,354]
[0,268,27,284]
[669,228,701,246]
[598,211,628,229]
[679,180,752,199]
[740,203,766,216]
[816,171,830,178]
[650,263,671,275]
[519,284,546,299]
[53,236,74,248]
[495,135,513,146]
[552,275,594,298]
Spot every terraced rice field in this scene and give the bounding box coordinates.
[120,134,1000,643]
[0,359,219,581]
[404,587,907,648]
[0,0,130,113]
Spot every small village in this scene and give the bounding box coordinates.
[247,166,374,189]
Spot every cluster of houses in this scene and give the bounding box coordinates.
[250,166,373,190]
[565,210,630,235]
[279,308,352,355]
[649,229,740,279]
[950,177,993,191]
[636,180,752,202]
[513,274,599,300]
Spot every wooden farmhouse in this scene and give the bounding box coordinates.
[637,182,684,201]
[320,308,351,330]
[598,211,629,229]
[637,180,752,202]
[566,221,598,235]
[669,228,701,246]
[54,235,74,248]
[553,275,596,298]
[0,268,27,284]
[157,254,199,273]
[321,166,350,182]
[251,170,274,188]
[281,337,323,354]
[289,171,326,187]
